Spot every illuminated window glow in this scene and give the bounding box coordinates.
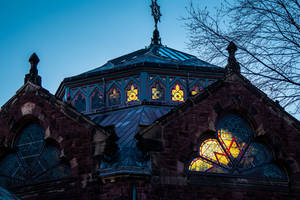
[188,114,286,179]
[151,81,165,100]
[108,87,121,106]
[190,84,202,96]
[127,85,139,102]
[171,84,184,102]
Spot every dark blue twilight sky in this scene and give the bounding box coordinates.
[0,0,221,106]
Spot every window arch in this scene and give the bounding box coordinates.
[108,85,121,106]
[188,114,285,179]
[151,80,165,101]
[125,81,139,103]
[72,91,86,112]
[0,124,70,188]
[90,88,104,111]
[190,83,203,96]
[171,82,185,102]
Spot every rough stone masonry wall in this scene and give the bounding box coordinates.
[149,81,300,200]
[0,89,97,199]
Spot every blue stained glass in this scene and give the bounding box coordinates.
[91,89,103,110]
[216,114,252,149]
[189,114,286,180]
[239,142,272,170]
[39,146,60,168]
[0,124,70,188]
[73,92,86,112]
[263,164,285,179]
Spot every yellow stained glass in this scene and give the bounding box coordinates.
[218,129,242,158]
[110,89,120,99]
[191,86,200,96]
[152,87,161,100]
[172,84,184,102]
[127,85,139,102]
[199,139,229,165]
[189,157,213,172]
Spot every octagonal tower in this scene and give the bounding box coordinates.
[55,1,225,179]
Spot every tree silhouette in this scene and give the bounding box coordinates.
[184,0,300,116]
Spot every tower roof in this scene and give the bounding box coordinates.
[68,44,222,80]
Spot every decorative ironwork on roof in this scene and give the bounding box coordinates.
[150,0,162,45]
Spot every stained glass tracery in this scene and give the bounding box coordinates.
[0,124,70,188]
[171,83,184,102]
[90,88,103,110]
[188,114,285,179]
[73,92,86,112]
[190,83,203,96]
[151,81,165,101]
[126,83,139,102]
[108,86,121,106]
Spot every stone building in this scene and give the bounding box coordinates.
[0,1,300,199]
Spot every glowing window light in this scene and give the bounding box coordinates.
[127,85,139,102]
[171,84,184,102]
[188,114,286,179]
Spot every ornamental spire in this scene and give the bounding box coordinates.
[150,0,162,45]
[225,41,240,74]
[24,53,42,86]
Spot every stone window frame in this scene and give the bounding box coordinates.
[187,113,289,190]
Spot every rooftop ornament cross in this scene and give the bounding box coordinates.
[150,0,162,45]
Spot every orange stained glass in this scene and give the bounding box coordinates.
[172,84,184,102]
[199,139,229,165]
[218,129,242,158]
[127,85,139,102]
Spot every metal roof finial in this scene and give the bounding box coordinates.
[150,0,162,45]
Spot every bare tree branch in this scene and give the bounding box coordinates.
[184,0,300,116]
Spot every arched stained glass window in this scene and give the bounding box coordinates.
[90,88,103,111]
[151,80,165,101]
[0,124,70,188]
[190,83,203,96]
[171,83,185,102]
[108,85,121,106]
[73,92,86,112]
[188,114,286,179]
[126,82,139,103]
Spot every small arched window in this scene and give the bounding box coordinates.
[171,83,185,102]
[188,114,285,179]
[108,85,121,106]
[126,82,139,103]
[73,92,86,112]
[151,80,165,101]
[0,124,70,188]
[90,88,104,111]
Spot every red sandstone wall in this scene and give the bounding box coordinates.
[149,81,300,199]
